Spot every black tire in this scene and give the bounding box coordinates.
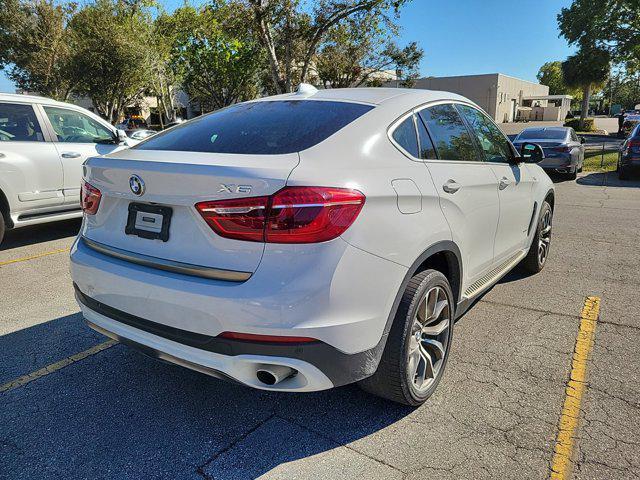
[567,167,577,180]
[0,210,5,246]
[520,201,552,274]
[358,269,455,406]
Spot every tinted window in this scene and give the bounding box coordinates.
[0,103,44,142]
[391,116,419,157]
[418,104,479,161]
[570,129,578,142]
[516,129,567,140]
[136,100,373,155]
[44,107,114,144]
[457,104,513,163]
[415,115,436,159]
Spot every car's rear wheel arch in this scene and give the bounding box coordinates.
[383,241,463,339]
[413,249,461,307]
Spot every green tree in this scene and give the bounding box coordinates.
[69,0,154,122]
[160,3,263,112]
[315,13,423,88]
[536,61,580,97]
[243,0,410,93]
[562,46,610,129]
[609,70,640,110]
[558,0,640,68]
[0,0,78,100]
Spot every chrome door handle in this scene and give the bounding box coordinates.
[442,179,461,194]
[499,177,511,190]
[61,152,81,158]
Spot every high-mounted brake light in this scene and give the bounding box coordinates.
[195,186,365,244]
[81,180,101,215]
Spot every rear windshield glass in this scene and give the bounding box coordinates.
[516,129,567,140]
[135,100,374,154]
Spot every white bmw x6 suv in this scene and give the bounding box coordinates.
[70,87,554,406]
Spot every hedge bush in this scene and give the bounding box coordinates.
[564,118,595,131]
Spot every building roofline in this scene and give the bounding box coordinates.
[414,73,545,88]
[496,73,545,87]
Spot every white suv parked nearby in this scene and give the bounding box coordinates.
[70,87,554,406]
[0,93,134,244]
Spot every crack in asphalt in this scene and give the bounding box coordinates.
[195,411,407,478]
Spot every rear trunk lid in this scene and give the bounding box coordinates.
[82,149,299,275]
[513,140,567,157]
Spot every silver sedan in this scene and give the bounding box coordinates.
[513,127,585,179]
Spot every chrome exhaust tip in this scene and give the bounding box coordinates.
[256,365,296,386]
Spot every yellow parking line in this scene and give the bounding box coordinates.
[0,340,117,394]
[0,247,68,266]
[550,296,601,480]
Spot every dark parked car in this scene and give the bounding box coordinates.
[618,124,640,180]
[621,114,640,138]
[513,127,585,179]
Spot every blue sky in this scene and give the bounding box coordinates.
[0,0,575,93]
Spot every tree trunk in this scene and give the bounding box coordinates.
[580,84,591,130]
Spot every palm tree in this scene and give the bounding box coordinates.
[562,46,610,130]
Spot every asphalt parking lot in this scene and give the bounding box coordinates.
[1,172,639,480]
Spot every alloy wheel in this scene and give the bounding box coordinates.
[406,286,451,393]
[538,208,552,266]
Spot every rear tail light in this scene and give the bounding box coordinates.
[81,180,101,215]
[552,146,571,153]
[195,186,365,244]
[626,140,640,154]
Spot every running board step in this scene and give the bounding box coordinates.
[464,251,526,299]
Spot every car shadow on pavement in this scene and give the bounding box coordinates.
[1,314,413,479]
[546,172,575,184]
[0,218,81,251]
[577,171,640,188]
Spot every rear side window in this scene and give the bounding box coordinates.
[0,103,44,142]
[391,116,419,157]
[418,104,479,162]
[136,100,373,155]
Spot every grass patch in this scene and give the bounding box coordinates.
[583,151,618,172]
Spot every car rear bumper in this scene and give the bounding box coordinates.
[70,234,407,389]
[539,154,575,172]
[77,286,367,391]
[620,155,640,169]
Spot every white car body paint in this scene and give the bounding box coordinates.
[70,87,554,392]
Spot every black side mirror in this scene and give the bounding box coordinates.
[520,142,545,163]
[580,136,586,144]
